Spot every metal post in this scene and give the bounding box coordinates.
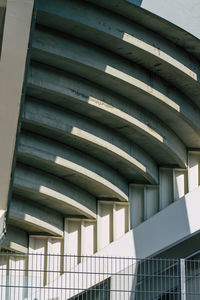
[179,259,186,300]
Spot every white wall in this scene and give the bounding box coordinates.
[0,0,34,238]
[174,169,188,201]
[188,152,200,192]
[0,253,27,300]
[97,201,129,251]
[129,184,159,228]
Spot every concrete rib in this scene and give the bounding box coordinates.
[13,164,97,219]
[17,132,129,201]
[31,29,200,147]
[37,0,200,105]
[22,99,158,184]
[27,64,187,168]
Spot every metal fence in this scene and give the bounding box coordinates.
[0,252,200,299]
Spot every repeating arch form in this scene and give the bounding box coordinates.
[37,0,200,104]
[3,0,200,252]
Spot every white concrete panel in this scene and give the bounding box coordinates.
[159,168,173,210]
[113,204,128,241]
[98,203,113,250]
[0,0,34,234]
[9,255,26,300]
[48,238,63,255]
[29,236,47,254]
[29,236,64,288]
[82,221,97,255]
[144,186,159,220]
[65,220,81,256]
[188,152,200,192]
[174,170,188,201]
[98,187,200,260]
[29,236,47,289]
[129,184,144,228]
[64,219,82,271]
[47,238,64,285]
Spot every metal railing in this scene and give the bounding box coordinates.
[0,252,200,299]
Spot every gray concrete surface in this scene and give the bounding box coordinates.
[22,98,158,183]
[37,0,200,106]
[9,196,63,236]
[31,28,200,148]
[18,132,129,201]
[13,163,97,219]
[1,0,200,263]
[27,64,187,167]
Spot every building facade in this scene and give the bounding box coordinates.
[0,0,200,298]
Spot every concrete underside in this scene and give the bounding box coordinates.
[0,0,200,263]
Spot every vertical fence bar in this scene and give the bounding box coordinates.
[179,258,186,300]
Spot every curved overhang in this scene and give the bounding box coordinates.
[31,28,200,148]
[22,99,158,184]
[27,64,187,167]
[13,164,97,219]
[87,0,200,59]
[9,196,63,236]
[1,0,200,258]
[17,132,129,201]
[1,225,28,253]
[37,0,200,104]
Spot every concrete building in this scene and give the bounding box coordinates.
[0,0,200,298]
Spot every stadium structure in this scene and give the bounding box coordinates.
[0,0,200,299]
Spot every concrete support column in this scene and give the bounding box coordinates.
[0,0,35,239]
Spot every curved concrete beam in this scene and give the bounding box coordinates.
[37,0,200,104]
[18,132,129,201]
[9,196,63,236]
[27,64,187,168]
[31,29,200,147]
[1,225,28,253]
[23,99,158,183]
[13,164,97,219]
[86,0,200,59]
